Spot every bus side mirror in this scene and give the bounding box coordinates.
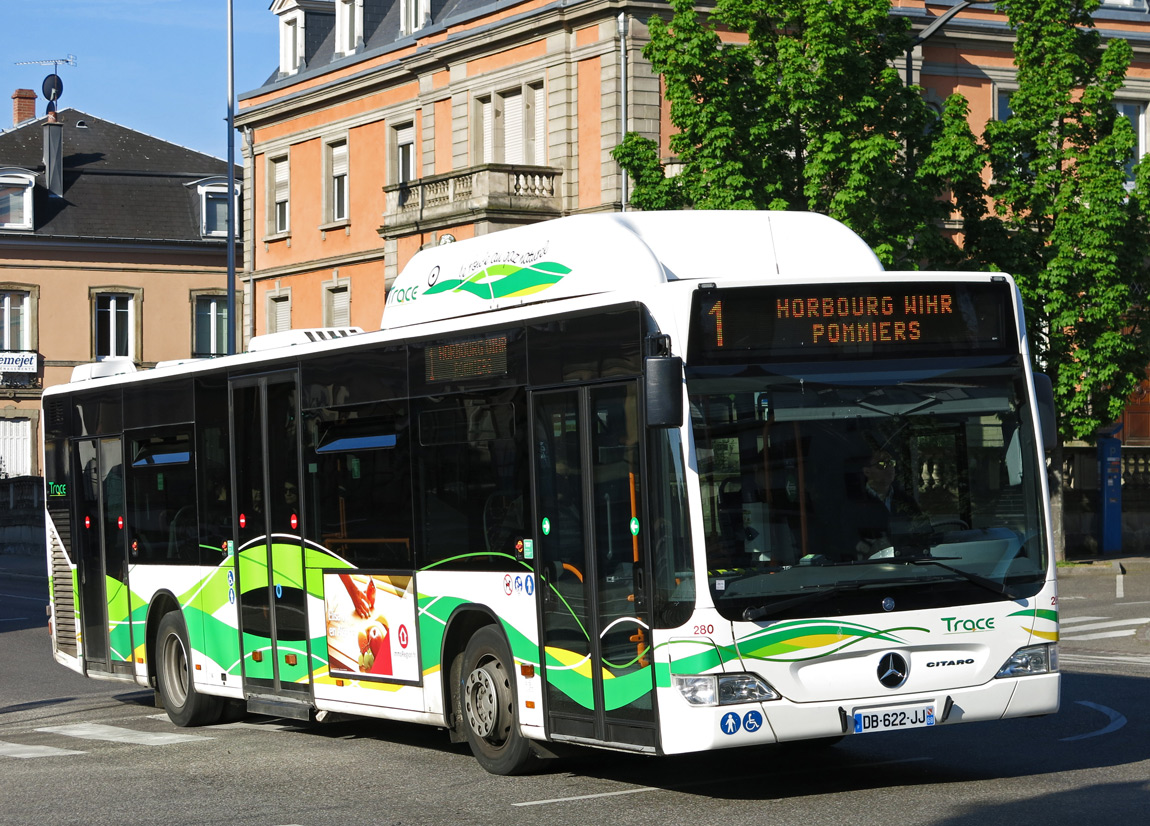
[646,356,683,428]
[1033,373,1056,451]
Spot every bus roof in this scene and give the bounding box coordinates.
[380,211,883,331]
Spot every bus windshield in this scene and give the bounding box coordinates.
[688,357,1048,621]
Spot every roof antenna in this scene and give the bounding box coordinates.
[13,54,76,117]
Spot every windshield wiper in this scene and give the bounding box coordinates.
[828,554,1023,600]
[741,576,929,622]
[902,557,1024,601]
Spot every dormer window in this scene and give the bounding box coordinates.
[399,0,429,37]
[335,0,362,56]
[0,169,34,231]
[190,178,239,238]
[280,12,304,75]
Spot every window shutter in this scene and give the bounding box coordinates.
[532,83,546,165]
[330,286,350,327]
[331,142,348,178]
[272,296,291,333]
[274,159,289,202]
[503,89,523,165]
[481,98,494,164]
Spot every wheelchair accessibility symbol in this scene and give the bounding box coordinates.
[743,710,763,733]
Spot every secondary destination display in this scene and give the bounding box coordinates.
[425,333,508,382]
[691,281,1014,361]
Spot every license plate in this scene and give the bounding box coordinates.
[853,704,936,734]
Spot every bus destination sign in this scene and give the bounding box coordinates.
[691,281,1014,362]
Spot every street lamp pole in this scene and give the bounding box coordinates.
[226,0,237,356]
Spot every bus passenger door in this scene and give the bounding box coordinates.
[231,373,312,706]
[73,437,134,675]
[532,383,657,750]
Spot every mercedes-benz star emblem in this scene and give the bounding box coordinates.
[882,596,896,612]
[877,652,909,689]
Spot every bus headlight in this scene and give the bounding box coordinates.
[995,644,1058,678]
[672,673,779,706]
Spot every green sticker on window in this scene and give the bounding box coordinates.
[541,517,551,536]
[630,517,640,536]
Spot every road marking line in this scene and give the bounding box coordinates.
[35,723,211,746]
[1059,616,1107,625]
[1066,618,1149,633]
[1117,572,1125,600]
[511,758,931,807]
[1060,652,1150,667]
[1063,629,1138,641]
[1060,618,1149,633]
[1060,701,1126,742]
[0,740,86,759]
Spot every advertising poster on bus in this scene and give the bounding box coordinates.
[324,573,420,683]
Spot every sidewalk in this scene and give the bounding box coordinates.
[1058,550,1150,575]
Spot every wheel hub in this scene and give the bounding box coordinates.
[464,665,499,739]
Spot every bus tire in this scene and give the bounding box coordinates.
[156,612,223,727]
[460,625,539,775]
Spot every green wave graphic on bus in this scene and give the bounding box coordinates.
[423,261,571,300]
[1010,607,1059,642]
[736,619,928,662]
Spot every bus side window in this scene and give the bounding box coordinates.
[303,401,413,569]
[414,388,528,571]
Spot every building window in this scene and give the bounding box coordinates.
[193,293,228,358]
[0,170,34,230]
[1,290,29,351]
[400,0,427,36]
[1116,101,1146,189]
[280,14,303,75]
[394,123,415,184]
[199,184,235,237]
[267,291,292,334]
[327,140,349,222]
[474,83,546,165]
[323,276,351,327]
[335,0,361,56]
[93,291,138,361]
[529,82,546,165]
[270,156,290,235]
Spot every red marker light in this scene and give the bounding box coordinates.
[117,515,124,530]
[239,513,246,529]
[290,513,298,530]
[84,515,91,529]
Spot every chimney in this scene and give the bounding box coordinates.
[43,112,64,197]
[12,89,36,126]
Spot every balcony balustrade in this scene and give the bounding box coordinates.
[381,163,562,237]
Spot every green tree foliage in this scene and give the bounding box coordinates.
[613,0,962,268]
[945,0,1150,442]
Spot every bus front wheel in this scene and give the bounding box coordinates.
[156,612,223,727]
[460,626,538,775]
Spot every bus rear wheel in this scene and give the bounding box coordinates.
[156,612,223,727]
[460,626,538,775]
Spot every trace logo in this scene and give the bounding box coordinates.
[423,258,572,301]
[942,616,996,633]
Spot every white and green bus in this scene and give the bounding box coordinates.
[43,211,1059,774]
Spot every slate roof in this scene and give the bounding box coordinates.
[247,0,570,99]
[0,108,239,244]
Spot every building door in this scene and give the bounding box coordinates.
[230,372,311,701]
[73,437,133,674]
[532,382,657,750]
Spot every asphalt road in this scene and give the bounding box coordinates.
[2,554,1147,826]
